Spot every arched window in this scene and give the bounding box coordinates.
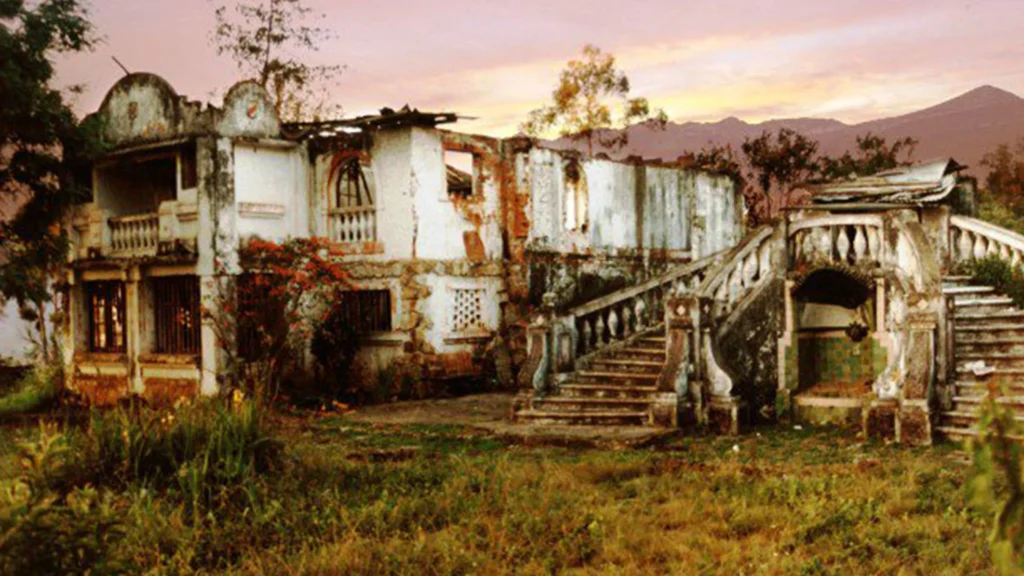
[330,155,375,209]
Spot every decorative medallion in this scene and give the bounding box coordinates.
[246,100,262,120]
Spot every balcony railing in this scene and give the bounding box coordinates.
[330,206,377,244]
[110,213,159,255]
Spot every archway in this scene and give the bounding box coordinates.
[790,268,888,423]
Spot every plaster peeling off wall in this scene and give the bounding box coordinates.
[234,145,306,241]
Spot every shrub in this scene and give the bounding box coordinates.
[967,256,1024,309]
[0,425,128,574]
[0,364,60,417]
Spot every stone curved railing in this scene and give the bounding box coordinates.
[950,215,1024,268]
[788,215,885,268]
[698,225,775,319]
[567,253,721,361]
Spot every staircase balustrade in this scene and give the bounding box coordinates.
[698,226,777,319]
[950,215,1024,269]
[109,213,159,255]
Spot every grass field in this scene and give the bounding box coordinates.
[0,409,996,575]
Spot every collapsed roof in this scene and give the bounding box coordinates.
[809,158,967,205]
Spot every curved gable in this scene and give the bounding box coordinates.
[95,73,207,148]
[217,81,281,139]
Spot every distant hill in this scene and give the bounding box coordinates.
[554,85,1024,180]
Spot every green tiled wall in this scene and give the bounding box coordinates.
[797,335,887,391]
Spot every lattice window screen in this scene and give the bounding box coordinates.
[451,288,486,332]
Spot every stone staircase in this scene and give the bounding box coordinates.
[514,328,667,426]
[938,276,1024,441]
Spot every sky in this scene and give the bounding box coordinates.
[55,0,1024,137]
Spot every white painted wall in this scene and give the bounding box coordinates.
[524,147,741,258]
[233,144,307,241]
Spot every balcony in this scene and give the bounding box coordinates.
[72,200,199,260]
[329,206,377,245]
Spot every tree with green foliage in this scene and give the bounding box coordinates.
[522,44,667,156]
[0,0,98,362]
[211,0,343,122]
[818,133,918,181]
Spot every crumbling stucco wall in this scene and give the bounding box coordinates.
[234,143,308,241]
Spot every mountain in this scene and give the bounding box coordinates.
[558,85,1024,179]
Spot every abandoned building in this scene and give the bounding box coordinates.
[62,73,740,407]
[60,72,1023,446]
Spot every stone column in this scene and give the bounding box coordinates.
[897,309,937,446]
[776,279,797,420]
[126,266,143,395]
[654,294,700,428]
[198,275,222,396]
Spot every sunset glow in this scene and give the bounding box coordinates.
[57,0,1024,135]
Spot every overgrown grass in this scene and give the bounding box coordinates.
[0,408,998,574]
[0,365,59,417]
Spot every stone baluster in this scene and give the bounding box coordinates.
[608,308,620,341]
[816,227,833,261]
[852,226,867,263]
[867,226,880,261]
[973,234,987,260]
[634,297,647,329]
[594,315,606,349]
[801,230,814,263]
[836,226,851,263]
[758,239,772,280]
[957,229,972,263]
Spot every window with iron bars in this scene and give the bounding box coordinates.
[86,281,126,353]
[153,276,201,355]
[338,289,392,334]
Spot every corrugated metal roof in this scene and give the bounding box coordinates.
[810,158,966,204]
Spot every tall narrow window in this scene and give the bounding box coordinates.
[87,281,126,353]
[563,157,588,232]
[153,276,201,355]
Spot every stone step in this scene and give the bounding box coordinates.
[943,275,975,286]
[936,425,1024,442]
[956,323,1024,335]
[575,371,661,386]
[956,310,1024,323]
[531,396,652,414]
[636,336,667,346]
[953,395,1024,409]
[515,409,649,427]
[957,353,1024,369]
[956,295,1014,307]
[956,340,1024,355]
[944,286,996,296]
[955,367,1024,383]
[558,383,659,399]
[588,362,663,377]
[611,347,667,357]
[954,380,1024,396]
[942,409,1024,423]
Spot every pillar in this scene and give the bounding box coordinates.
[126,266,143,395]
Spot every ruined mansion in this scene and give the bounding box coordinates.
[62,73,1022,445]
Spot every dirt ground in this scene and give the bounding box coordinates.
[341,392,676,448]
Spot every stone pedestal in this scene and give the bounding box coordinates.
[651,392,684,428]
[897,400,932,446]
[708,395,747,436]
[863,398,897,441]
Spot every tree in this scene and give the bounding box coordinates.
[980,138,1024,214]
[0,0,98,362]
[522,44,667,156]
[741,128,821,223]
[819,133,918,181]
[211,0,343,122]
[203,237,351,400]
